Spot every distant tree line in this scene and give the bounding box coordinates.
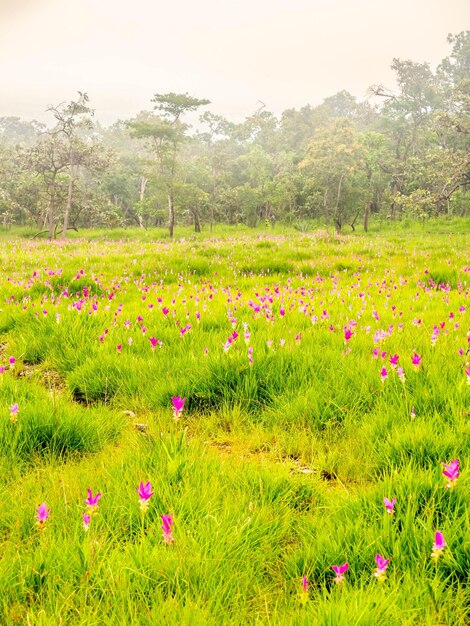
[0,32,468,237]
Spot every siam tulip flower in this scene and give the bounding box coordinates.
[344,328,353,342]
[373,554,390,582]
[9,356,15,368]
[389,354,399,368]
[83,513,91,532]
[331,562,349,584]
[162,307,169,316]
[248,346,253,366]
[380,367,388,383]
[411,406,416,419]
[171,396,186,420]
[411,352,422,370]
[35,502,50,528]
[397,366,406,383]
[301,575,309,593]
[116,344,122,353]
[442,459,460,489]
[384,497,396,514]
[465,364,470,384]
[431,531,446,561]
[161,514,174,544]
[149,337,159,351]
[9,403,19,423]
[137,481,154,512]
[84,489,102,515]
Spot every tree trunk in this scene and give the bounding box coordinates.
[48,183,55,241]
[62,154,75,240]
[363,201,371,232]
[168,193,175,238]
[193,207,201,233]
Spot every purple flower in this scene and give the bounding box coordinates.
[35,502,50,528]
[9,403,19,423]
[331,562,349,583]
[442,459,460,489]
[137,481,154,512]
[411,352,422,369]
[84,489,102,514]
[161,514,174,544]
[384,497,396,514]
[83,513,91,532]
[431,531,446,561]
[373,554,390,581]
[171,396,186,420]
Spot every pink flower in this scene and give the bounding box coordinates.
[83,513,91,532]
[84,489,102,514]
[344,328,353,342]
[384,497,396,514]
[431,531,446,561]
[411,406,416,419]
[389,354,399,368]
[373,554,390,581]
[9,356,15,368]
[161,514,174,544]
[9,403,19,423]
[35,503,50,528]
[116,344,122,353]
[302,575,309,593]
[171,396,186,419]
[380,366,388,383]
[162,307,169,316]
[411,352,422,369]
[137,481,154,512]
[331,562,349,583]
[397,366,406,383]
[465,364,470,384]
[442,459,460,489]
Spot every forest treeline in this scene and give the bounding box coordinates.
[0,32,468,238]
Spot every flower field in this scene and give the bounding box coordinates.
[0,229,468,625]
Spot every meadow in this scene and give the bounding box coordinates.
[0,226,468,625]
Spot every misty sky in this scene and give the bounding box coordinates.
[1,0,468,126]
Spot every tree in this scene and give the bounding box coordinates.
[128,93,210,237]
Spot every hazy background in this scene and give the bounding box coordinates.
[1,0,469,125]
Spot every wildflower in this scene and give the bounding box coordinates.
[83,513,91,532]
[431,531,446,561]
[116,344,122,353]
[331,562,349,584]
[344,328,353,342]
[248,346,253,366]
[465,364,470,384]
[9,403,19,423]
[35,503,50,528]
[397,366,406,383]
[171,396,186,420]
[411,352,422,370]
[149,337,159,350]
[137,481,154,512]
[162,307,169,316]
[411,406,416,419]
[84,489,102,515]
[300,575,309,604]
[373,554,390,582]
[380,366,388,383]
[389,354,399,368]
[9,356,15,368]
[161,514,174,544]
[442,459,460,489]
[384,497,396,514]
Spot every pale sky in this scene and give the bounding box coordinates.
[1,0,468,126]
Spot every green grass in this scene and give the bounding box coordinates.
[0,227,468,624]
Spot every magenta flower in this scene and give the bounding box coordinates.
[302,575,309,593]
[84,489,102,514]
[384,497,396,514]
[35,503,50,528]
[161,514,174,544]
[431,531,446,561]
[373,554,390,581]
[411,352,422,370]
[344,328,353,342]
[380,366,388,383]
[389,354,399,368]
[83,513,91,532]
[9,356,15,367]
[465,364,470,384]
[331,562,349,584]
[149,337,158,350]
[137,481,154,512]
[171,396,186,420]
[442,459,460,489]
